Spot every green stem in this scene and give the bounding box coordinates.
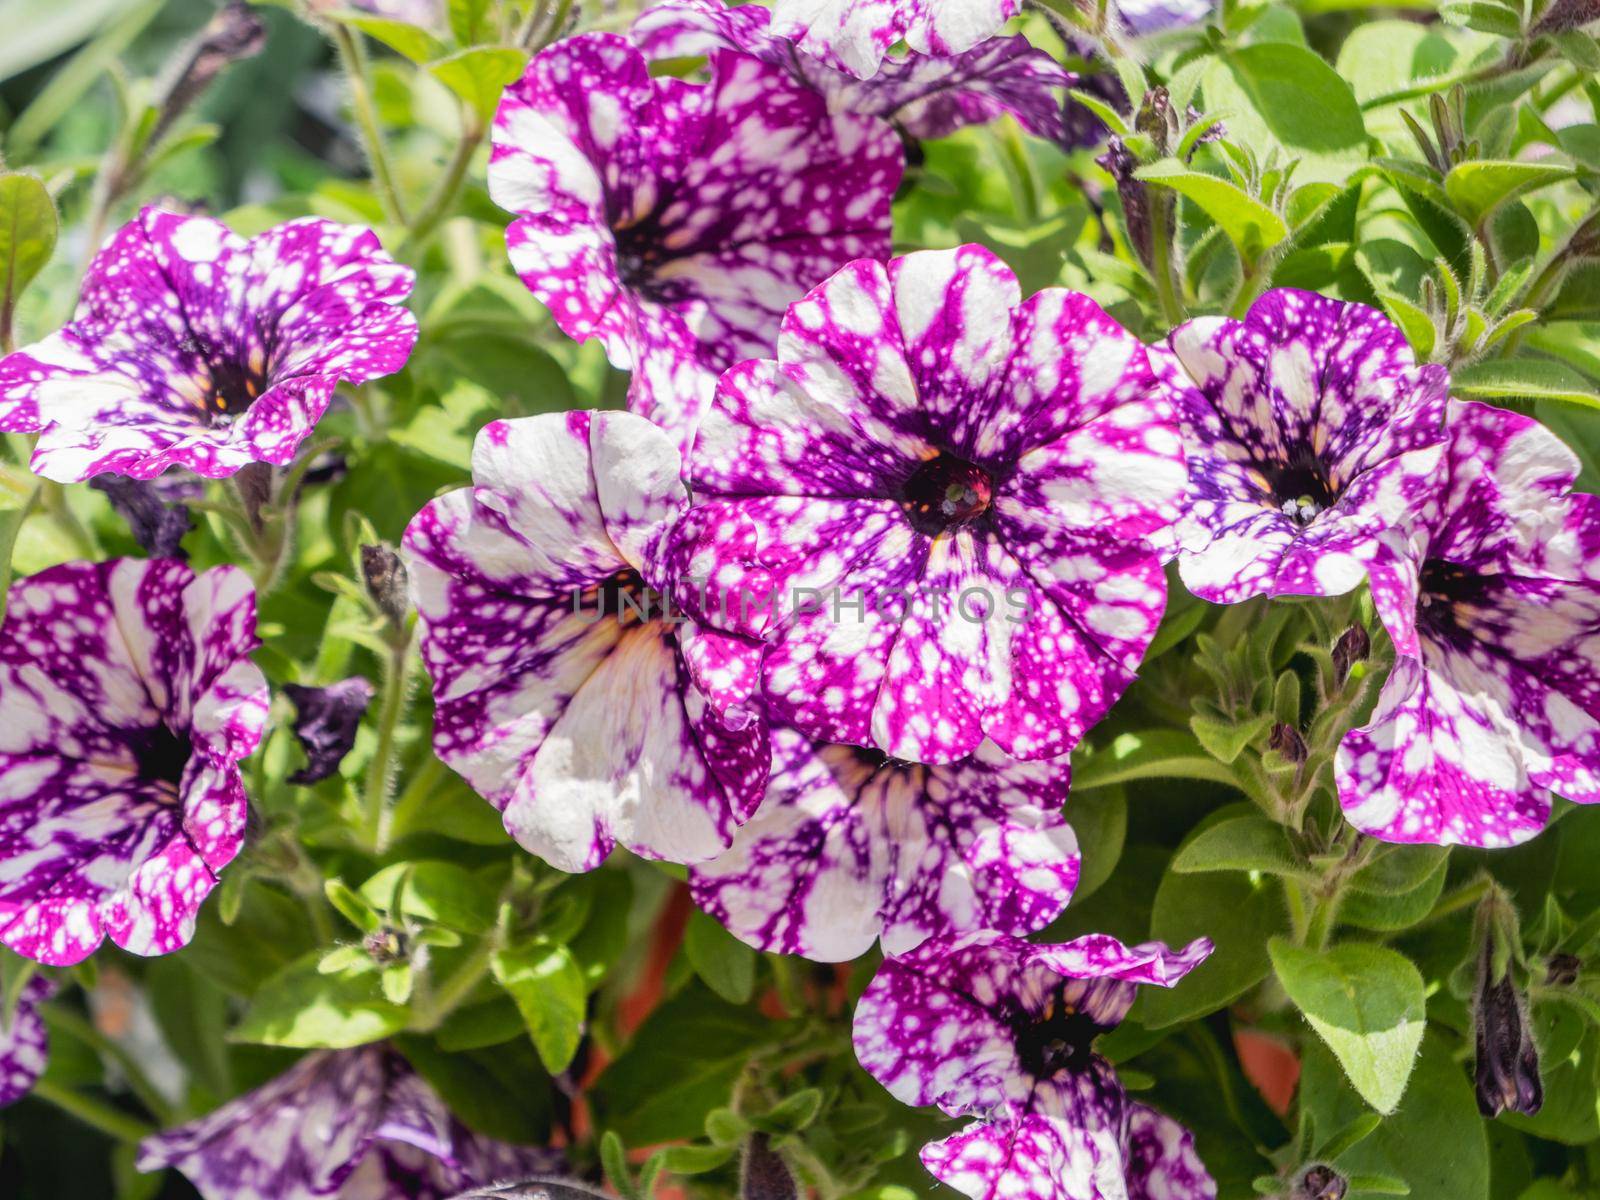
[411,932,499,1031]
[362,628,415,855]
[30,1076,156,1144]
[398,112,485,256]
[1149,192,1186,329]
[1228,263,1271,319]
[43,1004,174,1124]
[331,23,408,226]
[42,481,100,559]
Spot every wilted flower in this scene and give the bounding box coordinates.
[1339,400,1600,847]
[284,678,374,785]
[403,410,769,872]
[487,33,901,453]
[1292,1164,1348,1200]
[853,931,1215,1200]
[0,975,53,1108]
[90,475,195,558]
[692,730,1077,959]
[1154,289,1448,626]
[1331,623,1370,683]
[362,543,411,627]
[0,209,417,481]
[684,244,1184,765]
[137,1044,559,1200]
[634,1,1074,142]
[0,559,268,965]
[768,0,1022,78]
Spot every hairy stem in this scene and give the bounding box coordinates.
[331,23,408,226]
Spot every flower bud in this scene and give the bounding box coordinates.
[742,1133,798,1200]
[284,677,374,785]
[1096,136,1155,269]
[361,543,411,627]
[1532,0,1600,35]
[1135,86,1180,156]
[1474,940,1544,1117]
[1546,952,1582,986]
[1270,722,1309,764]
[1331,624,1371,683]
[150,2,267,149]
[90,476,194,559]
[1292,1164,1348,1200]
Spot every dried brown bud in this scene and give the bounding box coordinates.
[361,543,410,627]
[1331,624,1371,682]
[151,3,267,149]
[1292,1164,1348,1200]
[1547,952,1582,986]
[1269,722,1308,764]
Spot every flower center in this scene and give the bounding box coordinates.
[575,569,665,624]
[901,453,993,535]
[1015,994,1104,1079]
[206,359,264,419]
[612,211,679,303]
[1265,448,1335,526]
[1416,558,1490,642]
[130,723,193,788]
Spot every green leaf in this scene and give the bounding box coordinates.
[232,952,409,1048]
[491,938,586,1073]
[0,173,58,325]
[395,1034,555,1144]
[448,0,491,44]
[1442,161,1576,226]
[1072,730,1239,791]
[1065,784,1126,903]
[684,907,757,1005]
[1440,0,1524,37]
[337,12,447,63]
[1188,712,1274,765]
[1268,939,1426,1113]
[1313,1111,1384,1162]
[429,47,528,122]
[1136,161,1289,266]
[1170,815,1314,879]
[1201,43,1368,183]
[359,861,499,933]
[1453,359,1600,409]
[1349,844,1448,895]
[1347,1174,1412,1196]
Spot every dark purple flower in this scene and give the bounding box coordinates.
[1473,940,1543,1118]
[487,33,901,454]
[0,209,417,481]
[137,1044,560,1200]
[403,410,769,872]
[684,244,1185,765]
[0,559,268,965]
[0,975,53,1108]
[767,0,1023,78]
[691,728,1078,960]
[90,475,195,558]
[853,931,1215,1199]
[633,1,1074,142]
[285,678,374,785]
[1339,400,1600,847]
[1153,289,1448,628]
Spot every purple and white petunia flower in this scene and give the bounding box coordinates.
[691,728,1078,960]
[0,208,416,481]
[769,0,1022,78]
[0,975,54,1107]
[137,1044,560,1200]
[1338,400,1600,848]
[0,559,268,966]
[633,1,1074,143]
[1117,0,1213,36]
[684,244,1185,766]
[854,931,1215,1200]
[1154,289,1447,631]
[403,410,769,873]
[487,33,902,454]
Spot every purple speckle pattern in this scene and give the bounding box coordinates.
[0,974,54,1108]
[684,244,1185,766]
[486,33,902,454]
[137,1044,560,1200]
[1154,289,1447,627]
[691,728,1078,960]
[1338,400,1600,848]
[633,1,1074,143]
[0,558,268,966]
[769,0,1023,78]
[853,931,1215,1200]
[402,410,770,873]
[0,209,417,482]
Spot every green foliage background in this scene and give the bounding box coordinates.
[1,0,1599,1197]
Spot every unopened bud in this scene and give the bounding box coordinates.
[1532,0,1600,35]
[234,461,273,534]
[284,678,374,784]
[1134,86,1179,156]
[362,927,406,966]
[1474,939,1543,1117]
[1292,1164,1347,1200]
[151,3,267,149]
[361,543,410,627]
[1185,104,1225,155]
[1547,952,1582,986]
[1331,624,1371,682]
[741,1133,798,1200]
[1269,722,1308,764]
[1096,136,1155,269]
[90,476,193,559]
